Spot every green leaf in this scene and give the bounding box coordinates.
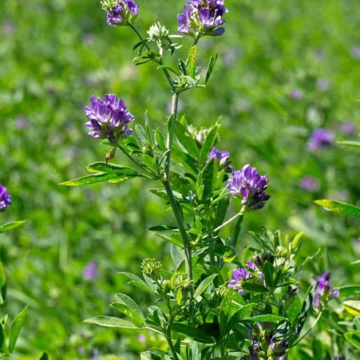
[343,301,360,316]
[84,316,137,329]
[60,173,126,186]
[0,262,6,305]
[39,353,49,360]
[315,199,360,218]
[155,128,166,151]
[157,65,180,76]
[338,141,360,148]
[286,294,302,324]
[0,324,5,353]
[172,323,214,344]
[262,262,274,290]
[9,305,28,353]
[241,283,269,293]
[174,122,199,159]
[205,54,218,84]
[87,162,138,175]
[187,46,197,79]
[214,197,230,229]
[345,330,360,349]
[119,272,156,295]
[148,225,178,231]
[201,159,217,199]
[112,293,146,327]
[199,125,218,166]
[243,314,285,323]
[135,124,147,144]
[194,274,218,299]
[0,221,25,234]
[232,215,244,247]
[339,285,360,297]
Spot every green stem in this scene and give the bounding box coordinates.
[118,145,154,177]
[163,93,192,282]
[165,333,180,360]
[128,22,151,51]
[292,310,323,346]
[212,206,246,234]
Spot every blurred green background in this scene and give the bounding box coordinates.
[1,0,360,358]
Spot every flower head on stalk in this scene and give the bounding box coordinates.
[178,0,228,39]
[85,94,135,144]
[100,0,139,26]
[228,263,262,295]
[228,164,270,210]
[0,183,11,212]
[312,271,339,309]
[208,147,232,171]
[307,128,335,152]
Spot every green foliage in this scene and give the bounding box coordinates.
[315,199,360,218]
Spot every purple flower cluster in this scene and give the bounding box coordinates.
[329,357,343,360]
[246,337,287,360]
[228,262,262,295]
[208,147,232,171]
[85,94,135,144]
[313,271,339,309]
[102,0,139,26]
[228,164,270,210]
[0,183,11,212]
[178,0,228,38]
[307,128,335,152]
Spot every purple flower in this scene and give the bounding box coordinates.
[313,271,339,309]
[228,267,250,295]
[289,90,303,100]
[228,164,270,210]
[351,45,360,59]
[208,147,232,171]
[84,94,135,143]
[83,261,99,281]
[300,176,319,192]
[178,0,228,38]
[307,128,335,151]
[101,0,139,26]
[340,121,356,135]
[0,184,12,212]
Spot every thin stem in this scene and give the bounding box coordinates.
[292,311,323,346]
[163,93,192,282]
[165,333,180,360]
[128,22,151,51]
[128,23,175,92]
[212,207,245,234]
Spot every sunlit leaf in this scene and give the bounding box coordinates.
[315,199,360,218]
[84,316,137,329]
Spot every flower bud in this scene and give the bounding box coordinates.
[141,258,162,279]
